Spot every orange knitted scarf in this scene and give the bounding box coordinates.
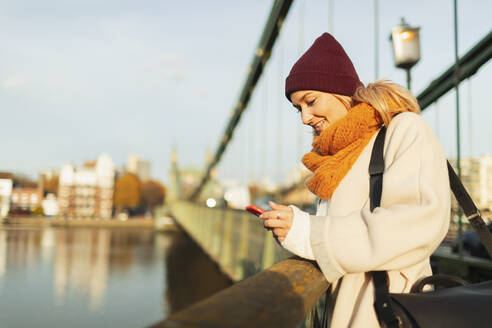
[302,102,399,199]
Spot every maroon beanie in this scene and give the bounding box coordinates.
[285,33,363,101]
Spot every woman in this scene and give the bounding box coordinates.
[259,33,450,327]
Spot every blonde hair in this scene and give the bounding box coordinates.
[332,94,353,110]
[351,79,420,126]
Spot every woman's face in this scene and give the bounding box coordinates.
[290,90,349,135]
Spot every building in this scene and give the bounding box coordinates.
[58,154,115,219]
[42,193,59,217]
[10,188,43,213]
[126,155,151,182]
[449,155,492,214]
[0,173,13,218]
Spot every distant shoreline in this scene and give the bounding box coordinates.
[2,217,157,228]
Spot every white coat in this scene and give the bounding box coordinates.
[281,112,451,327]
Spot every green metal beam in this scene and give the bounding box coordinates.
[189,9,489,202]
[417,30,492,110]
[189,0,294,201]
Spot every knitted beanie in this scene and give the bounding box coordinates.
[285,33,363,101]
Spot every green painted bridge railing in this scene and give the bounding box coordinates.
[153,201,329,327]
[164,201,291,281]
[156,201,492,327]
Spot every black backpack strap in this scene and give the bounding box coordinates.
[369,127,386,211]
[369,127,402,327]
[369,126,492,328]
[373,271,402,328]
[447,161,492,258]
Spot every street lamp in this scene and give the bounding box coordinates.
[389,18,421,90]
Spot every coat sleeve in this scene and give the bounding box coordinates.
[280,205,316,260]
[310,113,451,283]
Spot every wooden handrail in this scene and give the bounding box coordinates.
[151,257,329,328]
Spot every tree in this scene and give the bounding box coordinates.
[141,180,166,212]
[43,175,59,195]
[113,173,141,211]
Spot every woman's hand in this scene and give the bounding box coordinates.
[259,201,293,243]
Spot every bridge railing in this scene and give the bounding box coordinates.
[151,257,330,328]
[163,201,291,281]
[157,201,492,327]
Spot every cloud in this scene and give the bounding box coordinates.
[131,52,187,87]
[1,72,85,105]
[2,75,27,91]
[166,70,185,82]
[156,53,184,65]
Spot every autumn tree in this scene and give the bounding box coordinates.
[141,180,166,211]
[43,175,59,195]
[113,173,141,212]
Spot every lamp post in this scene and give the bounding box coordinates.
[389,18,421,90]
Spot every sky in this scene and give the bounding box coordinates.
[1,0,491,186]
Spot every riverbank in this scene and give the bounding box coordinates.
[3,216,160,228]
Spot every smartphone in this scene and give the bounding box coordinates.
[245,204,265,217]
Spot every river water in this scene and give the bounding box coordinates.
[0,225,232,328]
